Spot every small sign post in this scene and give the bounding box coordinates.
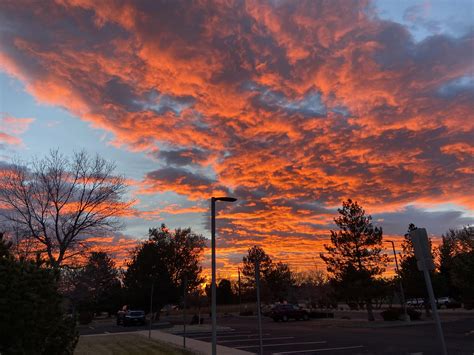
[409,228,447,355]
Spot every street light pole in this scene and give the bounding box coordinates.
[211,198,217,355]
[148,279,155,339]
[183,275,188,348]
[211,196,237,355]
[386,240,408,321]
[255,258,264,355]
[238,267,242,316]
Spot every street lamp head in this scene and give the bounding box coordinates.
[213,196,237,202]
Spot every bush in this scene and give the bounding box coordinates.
[0,247,78,354]
[309,311,335,319]
[78,311,94,325]
[381,307,422,321]
[380,308,401,321]
[43,315,79,354]
[407,308,422,320]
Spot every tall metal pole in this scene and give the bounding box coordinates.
[238,267,242,316]
[183,275,187,348]
[420,256,447,355]
[148,279,154,339]
[211,198,217,355]
[255,259,264,355]
[210,196,236,355]
[388,241,408,321]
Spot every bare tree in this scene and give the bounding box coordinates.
[0,150,130,268]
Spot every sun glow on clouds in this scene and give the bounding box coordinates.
[0,114,34,147]
[0,0,473,274]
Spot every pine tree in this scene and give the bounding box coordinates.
[70,252,122,316]
[0,232,78,354]
[321,199,388,321]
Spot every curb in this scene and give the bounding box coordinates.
[137,330,255,355]
[164,325,234,334]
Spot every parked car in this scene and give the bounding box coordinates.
[406,298,425,308]
[117,310,146,326]
[269,304,309,322]
[437,297,462,309]
[261,304,274,317]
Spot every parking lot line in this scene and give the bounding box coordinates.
[176,330,248,336]
[236,341,327,349]
[272,345,364,354]
[193,333,271,340]
[220,336,294,344]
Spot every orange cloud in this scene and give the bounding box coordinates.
[0,0,472,274]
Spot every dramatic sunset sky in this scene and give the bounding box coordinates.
[0,0,473,277]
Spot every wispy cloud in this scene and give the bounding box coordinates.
[0,113,34,147]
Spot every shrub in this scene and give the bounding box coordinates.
[381,307,422,321]
[78,311,94,325]
[0,241,78,354]
[309,311,335,319]
[407,308,422,320]
[380,308,400,321]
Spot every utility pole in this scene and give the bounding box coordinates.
[211,198,217,355]
[210,196,237,355]
[255,258,264,355]
[148,279,154,339]
[386,240,408,321]
[183,275,188,348]
[238,267,242,315]
[410,228,447,355]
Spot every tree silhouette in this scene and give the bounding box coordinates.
[398,224,432,300]
[242,246,295,302]
[216,279,234,304]
[124,224,205,314]
[321,199,388,321]
[0,232,78,353]
[266,261,294,302]
[68,252,122,316]
[242,245,272,282]
[438,226,474,308]
[0,151,130,268]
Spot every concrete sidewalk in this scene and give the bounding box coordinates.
[163,324,233,334]
[137,330,255,355]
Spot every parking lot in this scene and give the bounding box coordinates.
[176,328,365,354]
[175,314,474,355]
[79,311,474,354]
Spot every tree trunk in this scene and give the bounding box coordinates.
[366,299,375,321]
[424,300,431,317]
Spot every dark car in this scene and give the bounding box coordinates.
[269,304,309,322]
[117,310,146,326]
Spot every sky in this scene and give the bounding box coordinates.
[0,0,473,278]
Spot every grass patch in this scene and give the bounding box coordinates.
[75,334,196,355]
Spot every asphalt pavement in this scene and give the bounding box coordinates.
[195,316,474,355]
[79,313,474,354]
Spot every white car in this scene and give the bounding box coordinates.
[406,298,424,308]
